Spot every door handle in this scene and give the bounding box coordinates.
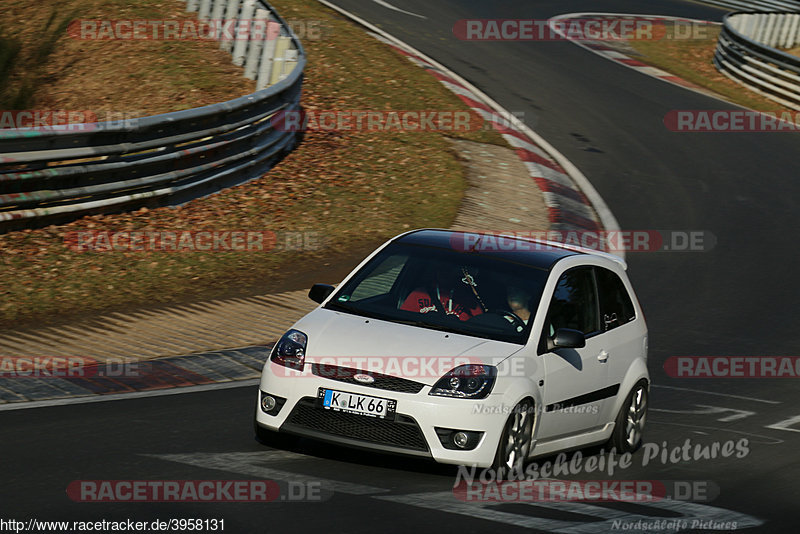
[597,350,609,363]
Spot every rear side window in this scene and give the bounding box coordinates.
[548,267,600,336]
[595,267,635,331]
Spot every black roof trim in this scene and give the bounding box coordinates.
[395,229,580,270]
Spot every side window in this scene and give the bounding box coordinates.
[547,267,599,336]
[595,267,636,331]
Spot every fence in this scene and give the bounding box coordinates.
[0,0,305,233]
[697,0,800,12]
[714,12,800,110]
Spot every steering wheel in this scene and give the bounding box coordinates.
[487,310,527,332]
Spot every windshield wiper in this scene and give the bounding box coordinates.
[326,301,368,316]
[325,301,395,322]
[390,318,472,337]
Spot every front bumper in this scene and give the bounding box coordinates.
[254,361,510,467]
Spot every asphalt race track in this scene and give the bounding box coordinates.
[2,1,798,532]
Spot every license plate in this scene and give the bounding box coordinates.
[318,388,396,419]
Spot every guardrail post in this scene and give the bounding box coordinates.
[774,14,785,48]
[734,14,757,39]
[220,0,243,53]
[211,0,227,38]
[766,14,779,47]
[269,36,291,86]
[244,8,270,79]
[232,0,257,66]
[257,22,280,90]
[753,14,763,42]
[763,13,773,42]
[787,14,800,48]
[198,0,212,20]
[730,14,742,34]
[778,13,792,48]
[283,46,299,81]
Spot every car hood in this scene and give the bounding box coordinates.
[292,307,522,385]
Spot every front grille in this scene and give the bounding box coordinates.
[284,397,428,452]
[311,364,425,394]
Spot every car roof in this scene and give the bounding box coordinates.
[395,229,628,271]
[392,229,580,270]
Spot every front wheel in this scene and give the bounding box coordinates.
[492,399,535,478]
[610,380,648,453]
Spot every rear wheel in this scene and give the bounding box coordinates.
[492,399,535,478]
[610,380,648,453]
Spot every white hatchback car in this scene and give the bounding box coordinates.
[255,229,649,470]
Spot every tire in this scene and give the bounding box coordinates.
[610,380,648,453]
[492,399,535,478]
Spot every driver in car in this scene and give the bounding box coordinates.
[507,286,532,324]
[400,265,484,321]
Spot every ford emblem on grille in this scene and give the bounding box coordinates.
[353,373,375,384]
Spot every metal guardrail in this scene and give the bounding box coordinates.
[0,0,305,233]
[698,0,800,12]
[714,12,800,110]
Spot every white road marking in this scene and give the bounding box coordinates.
[0,379,259,412]
[522,162,576,188]
[373,0,427,19]
[541,191,598,220]
[402,54,435,70]
[149,449,764,531]
[651,384,780,404]
[598,50,630,59]
[377,490,763,533]
[651,405,756,422]
[651,420,784,445]
[437,79,480,99]
[765,414,800,433]
[503,133,559,162]
[636,66,673,77]
[148,451,388,495]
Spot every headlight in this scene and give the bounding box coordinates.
[429,364,496,399]
[270,329,307,371]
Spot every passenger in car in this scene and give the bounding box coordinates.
[399,265,484,321]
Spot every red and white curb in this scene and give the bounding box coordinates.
[316,0,621,239]
[548,13,718,93]
[370,34,601,231]
[0,346,272,409]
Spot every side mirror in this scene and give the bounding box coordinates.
[308,283,335,304]
[548,328,586,350]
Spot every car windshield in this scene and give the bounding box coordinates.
[325,241,550,344]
